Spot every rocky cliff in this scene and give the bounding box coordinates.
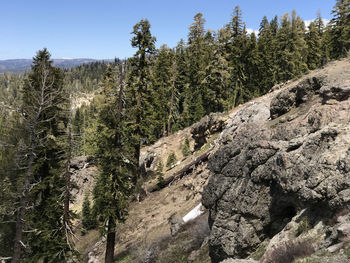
[202,58,350,262]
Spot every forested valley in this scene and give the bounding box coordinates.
[0,1,349,262]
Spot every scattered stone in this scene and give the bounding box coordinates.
[170,217,184,236]
[327,242,344,253]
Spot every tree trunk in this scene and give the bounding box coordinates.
[104,62,126,263]
[63,101,72,235]
[167,78,175,136]
[12,142,35,263]
[104,217,116,263]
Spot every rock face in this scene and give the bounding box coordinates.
[191,113,226,150]
[202,63,350,262]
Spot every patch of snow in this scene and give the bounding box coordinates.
[183,203,204,223]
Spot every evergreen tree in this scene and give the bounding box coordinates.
[329,0,350,58]
[127,19,156,176]
[306,21,323,69]
[152,45,176,138]
[175,39,191,130]
[257,16,278,93]
[201,44,232,112]
[12,48,74,263]
[276,11,308,82]
[187,13,209,122]
[81,194,96,232]
[227,6,249,106]
[0,106,23,259]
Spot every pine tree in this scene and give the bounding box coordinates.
[187,13,209,122]
[152,45,176,138]
[93,63,134,263]
[12,48,73,262]
[0,105,23,259]
[175,39,191,131]
[81,194,96,232]
[276,11,308,82]
[329,0,350,58]
[257,16,278,93]
[201,44,232,112]
[227,6,249,106]
[306,21,323,69]
[127,19,156,176]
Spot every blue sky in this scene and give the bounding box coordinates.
[1,0,335,60]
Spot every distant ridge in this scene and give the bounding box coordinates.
[0,58,113,74]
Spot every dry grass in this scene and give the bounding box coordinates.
[263,239,314,263]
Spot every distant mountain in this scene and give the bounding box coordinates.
[0,58,112,74]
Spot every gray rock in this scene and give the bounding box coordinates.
[202,75,350,262]
[320,81,350,102]
[170,217,185,236]
[270,76,324,119]
[220,259,258,263]
[191,112,226,150]
[327,242,344,253]
[220,102,270,145]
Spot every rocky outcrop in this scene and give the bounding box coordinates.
[191,113,226,150]
[70,156,97,209]
[202,64,350,262]
[219,102,270,145]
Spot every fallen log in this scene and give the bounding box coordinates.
[148,148,212,193]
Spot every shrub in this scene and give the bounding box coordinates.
[249,244,266,260]
[264,239,314,263]
[166,152,177,168]
[346,249,350,259]
[156,161,165,189]
[81,194,97,231]
[296,216,311,236]
[182,137,191,157]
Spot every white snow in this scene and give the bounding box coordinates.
[183,203,204,223]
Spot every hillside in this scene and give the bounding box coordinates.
[72,57,350,263]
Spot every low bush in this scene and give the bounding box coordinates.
[166,152,177,168]
[182,137,191,157]
[296,216,311,236]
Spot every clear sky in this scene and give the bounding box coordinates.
[1,0,335,60]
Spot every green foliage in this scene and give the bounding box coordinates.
[166,152,177,168]
[93,64,135,236]
[296,216,311,236]
[182,137,191,157]
[82,194,97,232]
[345,249,350,259]
[329,0,350,59]
[249,244,266,260]
[18,48,76,262]
[156,161,165,189]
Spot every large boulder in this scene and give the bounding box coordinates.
[191,113,226,150]
[270,76,324,119]
[202,74,350,262]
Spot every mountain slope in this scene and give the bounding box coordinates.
[76,57,350,263]
[0,58,112,73]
